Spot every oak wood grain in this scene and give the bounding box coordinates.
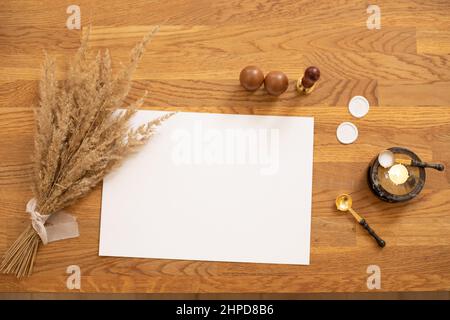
[0,0,450,293]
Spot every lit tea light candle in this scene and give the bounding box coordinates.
[388,163,409,185]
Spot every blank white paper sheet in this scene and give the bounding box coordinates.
[100,111,314,265]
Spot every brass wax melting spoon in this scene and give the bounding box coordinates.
[335,194,386,248]
[379,150,444,171]
[395,158,444,171]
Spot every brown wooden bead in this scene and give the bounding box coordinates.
[301,66,320,88]
[264,71,289,96]
[239,66,264,91]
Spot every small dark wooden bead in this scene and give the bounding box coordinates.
[301,66,320,88]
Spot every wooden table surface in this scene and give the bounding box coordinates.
[1,0,450,293]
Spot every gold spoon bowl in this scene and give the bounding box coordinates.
[336,194,352,212]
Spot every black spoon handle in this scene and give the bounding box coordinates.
[411,160,445,171]
[359,219,386,248]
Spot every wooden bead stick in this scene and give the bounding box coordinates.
[296,66,320,95]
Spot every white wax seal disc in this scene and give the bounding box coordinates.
[336,122,358,144]
[348,95,370,118]
[378,150,395,168]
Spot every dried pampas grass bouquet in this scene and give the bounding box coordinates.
[0,26,173,278]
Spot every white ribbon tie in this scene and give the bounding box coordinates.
[26,198,79,245]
